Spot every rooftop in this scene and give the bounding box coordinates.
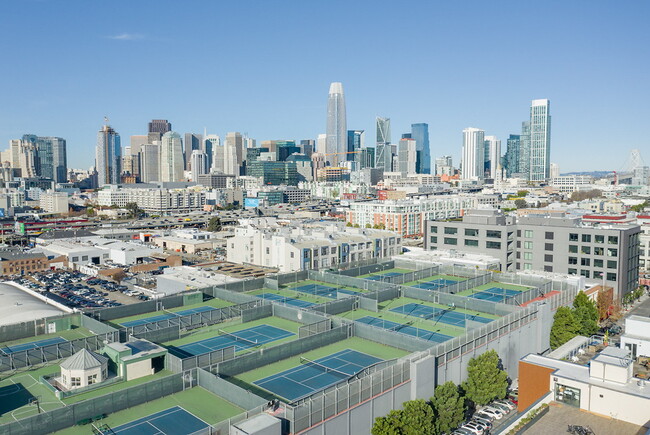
[0,282,67,326]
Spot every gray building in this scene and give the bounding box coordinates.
[184,133,203,171]
[425,209,640,298]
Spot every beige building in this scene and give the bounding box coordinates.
[59,349,108,390]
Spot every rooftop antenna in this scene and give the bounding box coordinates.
[103,116,110,126]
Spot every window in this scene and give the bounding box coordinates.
[88,374,98,385]
[444,227,458,235]
[607,260,617,269]
[582,234,591,243]
[321,247,328,255]
[595,235,605,243]
[524,263,532,270]
[581,246,591,254]
[430,236,438,244]
[545,232,554,240]
[544,265,553,272]
[524,230,533,238]
[568,268,577,274]
[545,243,554,251]
[430,226,438,233]
[465,239,479,247]
[569,233,579,242]
[594,271,603,279]
[608,236,618,245]
[569,245,578,253]
[556,383,581,408]
[516,252,521,259]
[486,230,502,238]
[266,247,270,254]
[517,230,521,237]
[569,257,578,265]
[581,258,590,266]
[290,252,294,258]
[331,247,336,254]
[517,241,521,248]
[486,241,501,249]
[606,272,617,281]
[465,228,479,237]
[594,247,604,255]
[72,256,78,262]
[607,248,618,257]
[544,254,553,262]
[82,256,88,261]
[444,237,457,245]
[594,259,603,268]
[524,252,533,260]
[580,270,590,278]
[71,377,81,387]
[524,241,533,249]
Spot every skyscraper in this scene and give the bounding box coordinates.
[505,134,521,178]
[375,116,392,171]
[203,134,220,171]
[398,138,417,176]
[529,99,551,182]
[347,130,365,164]
[300,139,315,158]
[224,132,243,175]
[410,123,431,174]
[139,143,160,182]
[147,119,171,143]
[484,135,501,179]
[159,131,184,182]
[519,121,531,177]
[19,135,67,183]
[326,82,347,166]
[190,150,208,181]
[184,133,203,171]
[96,124,121,185]
[461,127,485,181]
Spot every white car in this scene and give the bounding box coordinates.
[460,422,484,435]
[480,407,504,420]
[489,402,511,414]
[494,399,516,410]
[474,411,495,422]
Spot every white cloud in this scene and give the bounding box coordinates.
[108,33,144,41]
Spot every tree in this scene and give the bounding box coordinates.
[596,289,611,321]
[630,201,648,213]
[514,199,527,209]
[124,202,143,219]
[346,222,353,227]
[365,223,372,228]
[461,350,508,406]
[550,306,580,349]
[431,382,464,435]
[372,409,405,435]
[516,190,529,197]
[400,400,435,435]
[572,291,599,336]
[207,216,222,232]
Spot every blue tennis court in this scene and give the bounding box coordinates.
[172,324,294,357]
[121,306,216,327]
[364,271,404,281]
[413,278,459,290]
[256,293,316,308]
[0,336,66,354]
[253,349,381,402]
[292,283,359,299]
[110,406,208,435]
[469,287,520,303]
[356,316,452,343]
[390,303,493,327]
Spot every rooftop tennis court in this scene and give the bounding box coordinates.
[255,293,317,308]
[0,336,66,354]
[357,267,413,281]
[355,316,452,344]
[253,349,382,402]
[390,303,494,327]
[289,282,360,299]
[170,324,294,357]
[109,406,208,435]
[120,306,217,327]
[469,287,520,303]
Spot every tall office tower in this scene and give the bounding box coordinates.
[504,135,521,178]
[325,82,347,166]
[347,130,365,164]
[190,150,208,181]
[139,143,160,182]
[300,139,315,158]
[461,127,485,181]
[96,124,121,185]
[130,135,148,155]
[159,131,184,182]
[529,99,551,182]
[411,123,431,174]
[519,121,531,177]
[277,141,300,161]
[375,116,392,170]
[359,147,375,169]
[184,133,203,171]
[398,138,417,176]
[316,134,327,154]
[549,163,560,179]
[311,152,326,180]
[203,135,219,171]
[484,136,501,179]
[243,135,256,149]
[435,155,453,176]
[224,132,244,175]
[147,119,171,143]
[16,139,37,178]
[20,135,67,183]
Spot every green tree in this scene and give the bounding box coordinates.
[630,201,648,213]
[461,350,508,406]
[516,190,529,197]
[207,217,222,232]
[399,400,435,435]
[372,409,405,435]
[514,198,527,209]
[550,306,580,349]
[431,382,465,435]
[365,223,372,228]
[124,202,143,219]
[572,291,599,336]
[346,222,353,227]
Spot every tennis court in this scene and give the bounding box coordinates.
[292,283,359,299]
[469,287,520,303]
[355,316,452,344]
[256,293,316,308]
[390,303,493,327]
[364,271,404,281]
[253,349,382,402]
[0,336,66,354]
[109,406,208,435]
[413,278,460,290]
[120,306,216,327]
[172,324,294,357]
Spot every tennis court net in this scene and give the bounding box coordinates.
[300,357,351,378]
[218,329,259,347]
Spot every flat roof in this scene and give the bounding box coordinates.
[0,282,67,326]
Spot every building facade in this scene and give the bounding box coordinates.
[326,82,347,166]
[461,127,485,181]
[159,131,184,182]
[529,99,551,182]
[411,123,431,174]
[96,125,121,186]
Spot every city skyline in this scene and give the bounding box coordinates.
[1,2,649,172]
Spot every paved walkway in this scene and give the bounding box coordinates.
[524,403,645,435]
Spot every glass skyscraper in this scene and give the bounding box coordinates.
[326,82,347,166]
[505,134,521,177]
[96,124,121,185]
[529,99,551,182]
[21,135,67,183]
[375,116,392,171]
[461,127,485,181]
[410,123,431,174]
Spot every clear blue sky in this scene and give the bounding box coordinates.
[1,1,648,172]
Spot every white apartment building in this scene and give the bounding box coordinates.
[39,190,69,214]
[637,214,650,271]
[98,186,206,213]
[550,175,594,193]
[620,315,650,359]
[346,196,478,237]
[227,219,401,272]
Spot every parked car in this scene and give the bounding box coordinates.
[489,402,511,414]
[460,422,484,435]
[480,407,503,420]
[494,399,516,410]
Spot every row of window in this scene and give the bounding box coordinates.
[568,269,617,280]
[568,245,617,256]
[434,236,501,249]
[569,233,618,244]
[433,227,621,246]
[433,227,504,239]
[568,257,617,268]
